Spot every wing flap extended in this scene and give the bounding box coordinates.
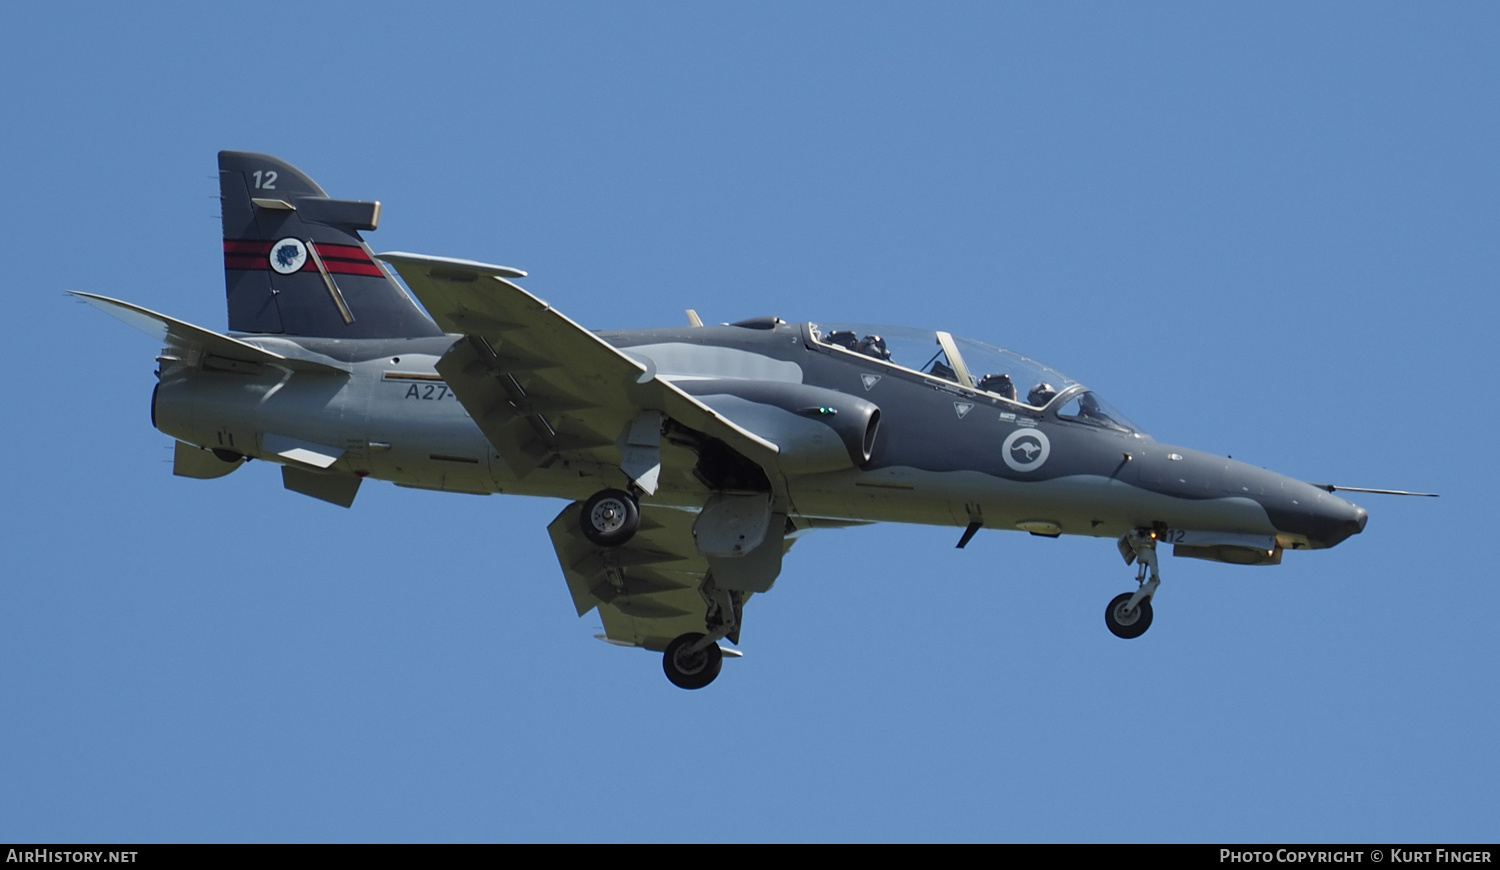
[547,503,715,649]
[546,502,807,651]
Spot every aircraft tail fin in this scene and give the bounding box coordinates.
[218,151,443,339]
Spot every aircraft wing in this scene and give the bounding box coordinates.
[377,252,780,489]
[548,501,807,650]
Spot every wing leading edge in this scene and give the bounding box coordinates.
[377,252,781,492]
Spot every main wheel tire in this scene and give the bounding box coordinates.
[1105,592,1154,639]
[580,489,640,547]
[662,632,723,690]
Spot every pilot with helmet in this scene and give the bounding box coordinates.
[977,373,1017,401]
[1027,382,1056,407]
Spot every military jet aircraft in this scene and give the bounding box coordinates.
[74,151,1422,689]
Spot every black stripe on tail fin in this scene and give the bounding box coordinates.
[219,151,443,338]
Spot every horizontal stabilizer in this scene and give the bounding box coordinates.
[70,291,348,375]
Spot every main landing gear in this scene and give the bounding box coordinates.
[1106,529,1161,639]
[662,577,741,690]
[578,488,742,690]
[580,488,640,547]
[662,632,723,689]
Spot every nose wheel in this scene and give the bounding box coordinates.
[1105,592,1153,638]
[1107,529,1161,639]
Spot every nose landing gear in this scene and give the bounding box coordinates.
[1106,591,1153,638]
[1107,529,1161,639]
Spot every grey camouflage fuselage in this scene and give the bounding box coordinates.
[153,319,1366,552]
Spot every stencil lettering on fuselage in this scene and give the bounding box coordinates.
[1002,427,1051,473]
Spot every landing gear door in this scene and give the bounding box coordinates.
[694,493,787,593]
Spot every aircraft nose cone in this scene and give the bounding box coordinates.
[1318,501,1368,548]
[1269,478,1370,548]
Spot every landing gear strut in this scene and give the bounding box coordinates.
[1107,529,1160,639]
[662,576,740,689]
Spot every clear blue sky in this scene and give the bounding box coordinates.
[2,2,1494,842]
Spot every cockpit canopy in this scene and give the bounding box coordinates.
[810,322,1144,436]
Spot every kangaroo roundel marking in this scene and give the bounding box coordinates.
[1002,427,1051,472]
[269,237,308,274]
